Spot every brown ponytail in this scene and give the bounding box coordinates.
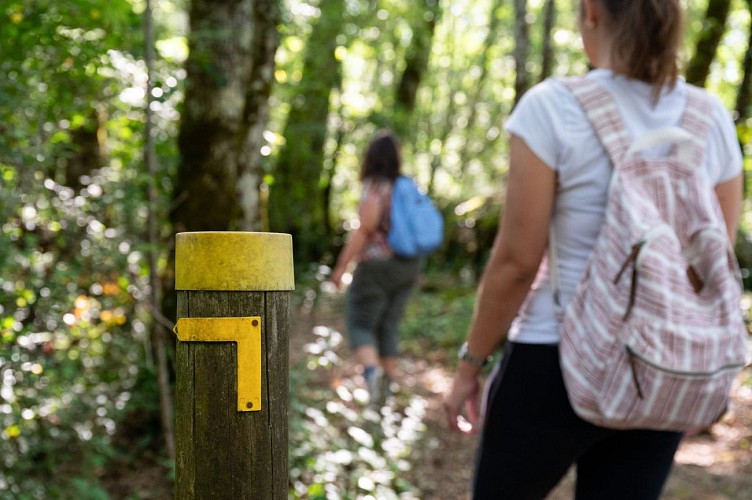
[602,0,683,100]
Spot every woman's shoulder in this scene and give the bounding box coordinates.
[505,78,587,171]
[510,77,584,129]
[518,77,576,107]
[674,80,737,137]
[682,82,743,181]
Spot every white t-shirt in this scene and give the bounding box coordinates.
[504,69,743,344]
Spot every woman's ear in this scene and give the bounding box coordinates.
[581,0,599,29]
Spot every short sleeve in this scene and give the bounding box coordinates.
[706,95,743,184]
[504,79,579,172]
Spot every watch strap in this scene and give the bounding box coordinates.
[459,342,491,367]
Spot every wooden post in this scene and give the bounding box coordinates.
[173,232,294,499]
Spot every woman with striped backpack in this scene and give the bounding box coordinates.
[443,0,747,498]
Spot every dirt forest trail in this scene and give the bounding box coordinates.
[292,291,752,500]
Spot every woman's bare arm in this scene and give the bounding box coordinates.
[715,173,743,245]
[331,194,383,287]
[443,134,557,433]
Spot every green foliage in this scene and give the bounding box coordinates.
[271,0,752,272]
[400,275,477,356]
[0,168,148,495]
[0,0,183,496]
[2,0,752,496]
[0,1,141,171]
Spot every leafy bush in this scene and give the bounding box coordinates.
[0,164,155,497]
[0,2,180,495]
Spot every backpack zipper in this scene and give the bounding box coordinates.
[614,241,644,321]
[626,345,747,399]
[613,225,675,321]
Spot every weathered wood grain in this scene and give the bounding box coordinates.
[175,290,289,499]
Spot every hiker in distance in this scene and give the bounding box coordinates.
[331,130,442,406]
[443,0,745,498]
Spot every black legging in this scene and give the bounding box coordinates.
[473,342,683,500]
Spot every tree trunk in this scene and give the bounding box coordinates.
[322,104,348,242]
[64,108,102,189]
[457,0,504,175]
[268,0,345,264]
[539,0,557,82]
[735,0,752,122]
[513,0,532,106]
[685,0,732,87]
[172,0,280,233]
[144,0,175,463]
[165,0,280,382]
[394,0,442,139]
[240,0,281,231]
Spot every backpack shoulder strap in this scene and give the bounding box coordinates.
[560,76,631,166]
[551,76,631,312]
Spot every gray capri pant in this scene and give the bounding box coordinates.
[345,256,421,357]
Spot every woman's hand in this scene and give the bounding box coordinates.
[443,366,483,434]
[442,134,555,434]
[330,266,345,289]
[330,192,382,291]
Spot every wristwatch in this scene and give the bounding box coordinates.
[458,342,492,367]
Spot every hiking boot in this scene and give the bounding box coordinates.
[365,367,384,406]
[381,374,394,402]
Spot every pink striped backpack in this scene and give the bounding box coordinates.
[551,77,749,431]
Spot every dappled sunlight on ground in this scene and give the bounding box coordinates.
[291,293,752,500]
[674,381,752,473]
[291,319,438,499]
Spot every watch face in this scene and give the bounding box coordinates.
[459,342,488,367]
[459,343,468,357]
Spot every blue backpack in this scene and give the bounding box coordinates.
[388,176,444,257]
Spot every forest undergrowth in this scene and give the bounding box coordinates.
[100,277,752,499]
[287,279,752,500]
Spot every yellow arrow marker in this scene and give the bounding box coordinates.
[174,317,262,412]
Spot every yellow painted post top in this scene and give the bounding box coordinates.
[175,232,294,291]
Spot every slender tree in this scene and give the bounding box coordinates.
[423,12,462,194]
[735,0,752,122]
[242,0,282,230]
[512,0,532,105]
[268,0,346,263]
[144,0,175,462]
[539,0,557,82]
[172,0,280,233]
[394,0,442,139]
[685,0,732,87]
[457,0,504,174]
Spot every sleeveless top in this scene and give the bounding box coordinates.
[359,178,393,261]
